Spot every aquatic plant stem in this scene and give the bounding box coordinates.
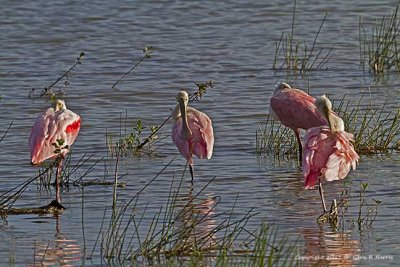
[136,81,214,152]
[112,146,121,213]
[319,180,327,213]
[81,188,87,256]
[39,52,85,97]
[289,0,296,66]
[137,115,171,150]
[0,162,56,209]
[111,47,152,89]
[0,121,13,143]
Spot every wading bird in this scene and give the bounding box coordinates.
[269,82,328,161]
[29,100,81,208]
[172,90,214,182]
[302,95,359,212]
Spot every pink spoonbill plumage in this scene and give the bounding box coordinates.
[302,95,359,212]
[269,82,329,161]
[29,99,81,208]
[171,90,214,182]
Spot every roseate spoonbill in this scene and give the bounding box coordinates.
[302,95,359,212]
[171,90,214,182]
[269,82,327,161]
[29,100,81,208]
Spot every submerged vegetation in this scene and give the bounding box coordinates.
[359,2,400,75]
[272,0,334,74]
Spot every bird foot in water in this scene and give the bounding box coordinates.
[317,199,338,227]
[0,200,65,215]
[44,200,65,212]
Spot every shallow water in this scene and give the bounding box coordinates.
[0,0,399,266]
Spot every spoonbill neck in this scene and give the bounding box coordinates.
[179,101,192,139]
[327,112,344,133]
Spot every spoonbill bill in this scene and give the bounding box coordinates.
[171,90,214,182]
[29,99,81,208]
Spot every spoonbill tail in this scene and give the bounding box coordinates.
[29,100,81,207]
[302,95,359,212]
[171,90,214,182]
[269,82,328,161]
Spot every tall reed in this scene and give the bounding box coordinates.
[336,94,400,153]
[95,162,299,266]
[272,0,334,74]
[255,115,297,160]
[359,2,400,75]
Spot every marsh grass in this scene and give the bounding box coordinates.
[34,152,107,190]
[257,93,400,158]
[0,148,128,216]
[94,162,299,266]
[255,115,297,161]
[230,224,299,267]
[0,163,56,211]
[359,2,400,75]
[0,150,111,216]
[0,136,80,213]
[272,0,334,74]
[335,94,400,153]
[334,181,381,232]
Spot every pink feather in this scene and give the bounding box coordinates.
[302,126,359,189]
[29,104,81,165]
[269,83,327,131]
[172,106,214,167]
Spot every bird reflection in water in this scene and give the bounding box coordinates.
[28,216,82,266]
[170,184,219,255]
[299,227,360,267]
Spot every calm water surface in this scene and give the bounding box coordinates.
[1,0,399,266]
